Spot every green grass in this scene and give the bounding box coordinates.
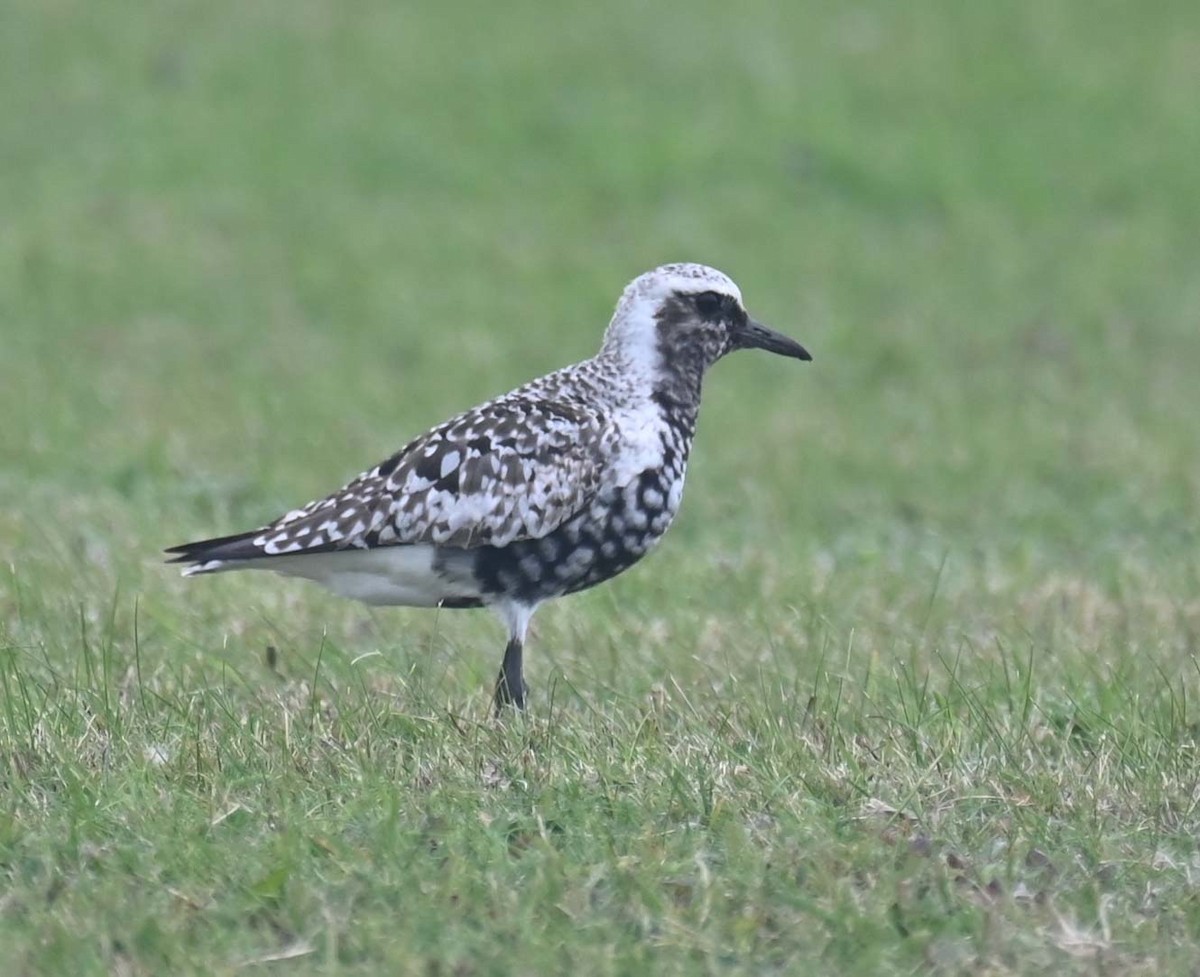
[3,0,1200,972]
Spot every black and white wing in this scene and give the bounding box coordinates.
[166,395,616,568]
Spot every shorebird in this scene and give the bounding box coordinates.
[168,263,811,711]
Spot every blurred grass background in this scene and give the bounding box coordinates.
[2,1,1199,973]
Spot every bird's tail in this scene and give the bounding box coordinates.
[164,529,267,576]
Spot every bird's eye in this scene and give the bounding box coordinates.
[694,291,726,318]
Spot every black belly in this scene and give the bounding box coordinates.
[469,470,677,604]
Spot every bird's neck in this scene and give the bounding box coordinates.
[650,357,705,417]
[651,392,698,447]
[590,342,704,437]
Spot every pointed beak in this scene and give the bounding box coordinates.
[735,317,812,361]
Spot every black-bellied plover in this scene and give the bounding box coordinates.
[168,263,811,711]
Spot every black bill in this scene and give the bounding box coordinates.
[735,318,812,361]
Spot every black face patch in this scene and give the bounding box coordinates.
[651,291,740,413]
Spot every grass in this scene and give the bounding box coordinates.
[2,0,1200,972]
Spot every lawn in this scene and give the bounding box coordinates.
[2,1,1199,973]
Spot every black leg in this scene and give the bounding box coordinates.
[493,638,526,713]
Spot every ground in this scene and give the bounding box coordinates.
[2,1,1200,974]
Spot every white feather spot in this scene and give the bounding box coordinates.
[318,521,345,541]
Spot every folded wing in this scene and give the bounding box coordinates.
[167,395,615,567]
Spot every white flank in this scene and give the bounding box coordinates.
[182,546,479,607]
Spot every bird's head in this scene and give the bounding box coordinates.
[601,264,810,391]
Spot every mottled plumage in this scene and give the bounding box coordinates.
[168,263,811,710]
